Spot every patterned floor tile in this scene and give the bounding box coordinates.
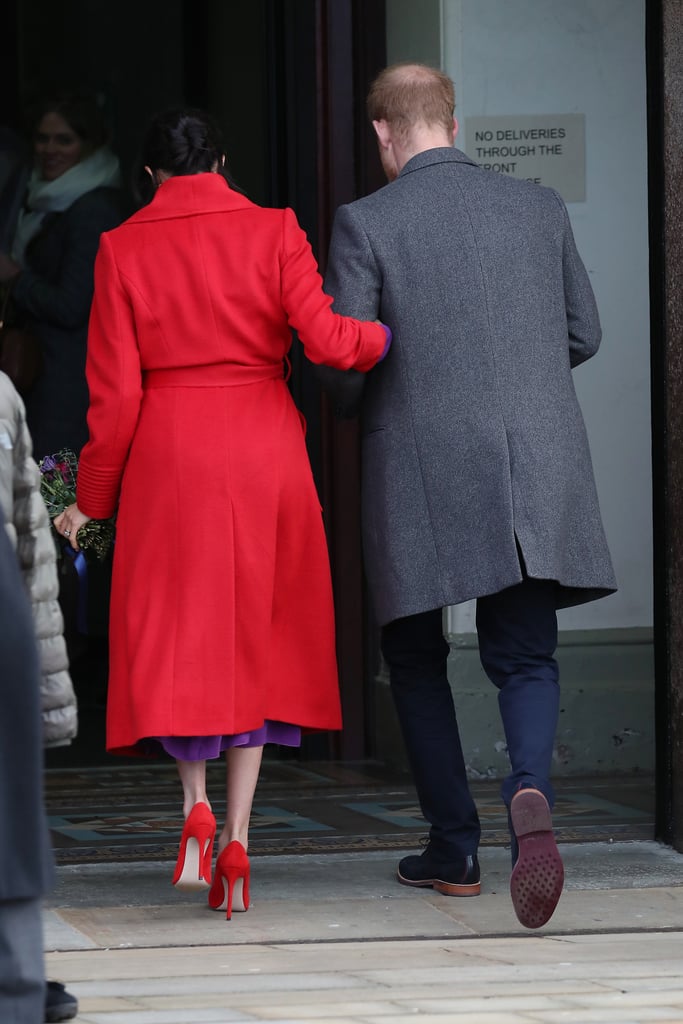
[45,760,655,864]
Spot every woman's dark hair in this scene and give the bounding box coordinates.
[142,107,224,175]
[135,106,241,205]
[28,91,110,149]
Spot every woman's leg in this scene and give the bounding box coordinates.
[176,759,210,818]
[218,745,264,851]
[174,759,215,888]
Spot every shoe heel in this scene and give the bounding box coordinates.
[208,841,250,920]
[172,802,216,891]
[433,878,481,897]
[510,788,552,838]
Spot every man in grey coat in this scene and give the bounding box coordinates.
[322,64,616,930]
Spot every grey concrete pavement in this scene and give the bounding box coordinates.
[44,842,683,1022]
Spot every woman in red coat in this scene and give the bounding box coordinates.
[55,109,389,918]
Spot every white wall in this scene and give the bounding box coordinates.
[441,0,651,633]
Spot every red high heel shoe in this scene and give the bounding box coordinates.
[208,840,250,919]
[172,802,216,890]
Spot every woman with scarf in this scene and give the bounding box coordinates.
[0,92,125,458]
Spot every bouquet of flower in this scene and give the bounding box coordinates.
[39,449,115,561]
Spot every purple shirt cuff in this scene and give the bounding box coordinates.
[379,324,392,361]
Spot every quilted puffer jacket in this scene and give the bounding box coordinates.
[0,370,77,745]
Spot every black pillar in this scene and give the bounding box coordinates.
[651,0,683,849]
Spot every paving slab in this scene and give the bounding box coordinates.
[46,841,683,951]
[42,841,683,1023]
[45,932,683,1023]
[48,840,683,909]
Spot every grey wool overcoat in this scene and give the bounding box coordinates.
[323,146,617,626]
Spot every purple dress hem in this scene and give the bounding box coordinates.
[138,721,302,761]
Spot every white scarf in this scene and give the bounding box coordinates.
[11,147,121,265]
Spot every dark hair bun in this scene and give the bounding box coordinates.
[141,107,224,177]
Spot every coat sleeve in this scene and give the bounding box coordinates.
[279,207,386,372]
[12,190,123,330]
[10,391,77,747]
[76,232,142,518]
[317,203,384,418]
[552,191,602,368]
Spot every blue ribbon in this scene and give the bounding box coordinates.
[63,544,88,634]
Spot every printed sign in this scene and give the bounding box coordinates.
[463,113,586,202]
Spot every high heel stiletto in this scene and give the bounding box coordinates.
[172,802,216,890]
[208,840,250,919]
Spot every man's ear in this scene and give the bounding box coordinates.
[372,119,392,149]
[452,116,459,141]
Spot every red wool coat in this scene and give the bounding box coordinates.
[76,173,385,755]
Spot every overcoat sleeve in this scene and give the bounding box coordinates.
[279,207,385,372]
[552,191,602,368]
[318,203,384,418]
[76,233,142,518]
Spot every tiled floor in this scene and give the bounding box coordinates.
[44,760,655,865]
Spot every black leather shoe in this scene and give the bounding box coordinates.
[397,846,481,896]
[45,980,78,1023]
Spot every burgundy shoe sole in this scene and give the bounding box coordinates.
[510,788,564,929]
[396,871,481,897]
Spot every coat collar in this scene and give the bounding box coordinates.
[398,146,478,179]
[127,173,254,223]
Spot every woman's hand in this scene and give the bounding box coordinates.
[54,503,91,551]
[0,252,21,283]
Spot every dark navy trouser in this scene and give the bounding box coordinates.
[381,577,559,860]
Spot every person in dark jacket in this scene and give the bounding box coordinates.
[0,506,54,1022]
[0,91,126,457]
